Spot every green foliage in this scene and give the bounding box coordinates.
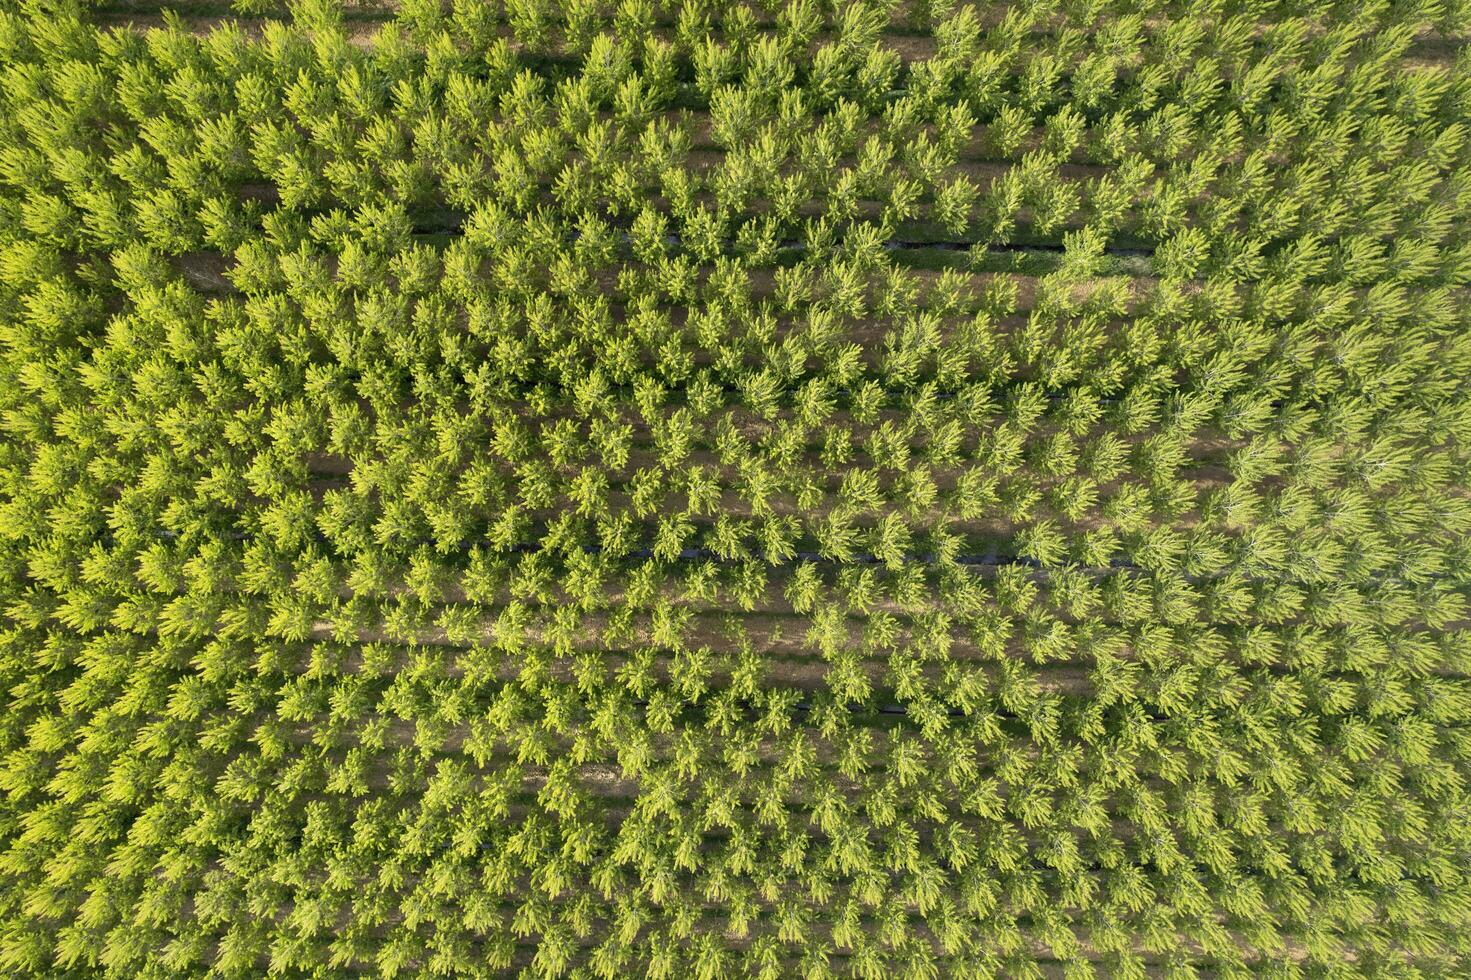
[0,0,1468,976]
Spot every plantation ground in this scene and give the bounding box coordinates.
[1,0,1470,977]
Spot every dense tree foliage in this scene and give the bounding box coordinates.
[1,0,1470,975]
